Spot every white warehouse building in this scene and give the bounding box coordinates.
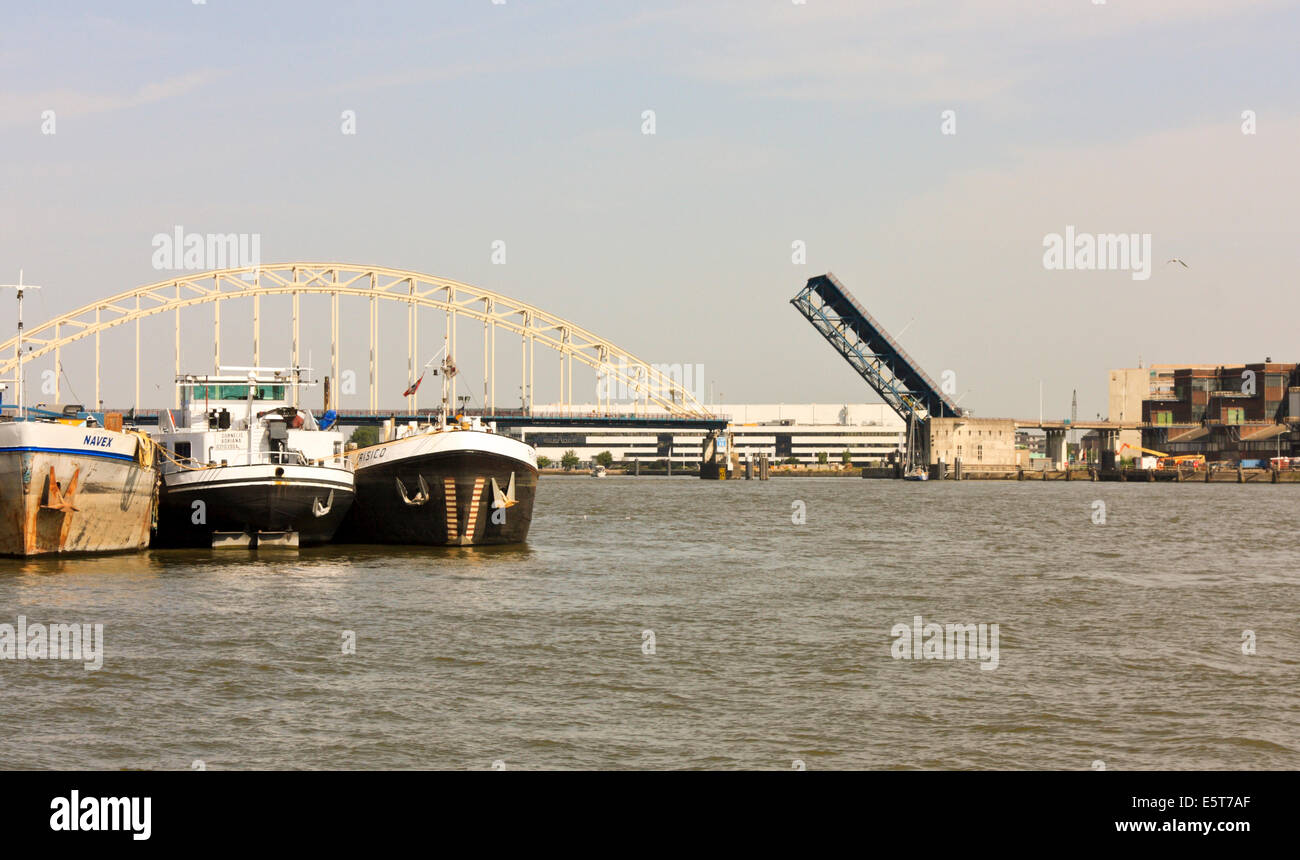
[514,403,905,467]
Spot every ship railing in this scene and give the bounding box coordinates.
[169,449,353,471]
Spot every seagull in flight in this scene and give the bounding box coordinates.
[1166,258,1189,268]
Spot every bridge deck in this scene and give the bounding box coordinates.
[1014,420,1142,431]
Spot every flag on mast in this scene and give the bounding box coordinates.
[402,373,427,398]
[403,350,447,398]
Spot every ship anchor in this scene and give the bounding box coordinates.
[41,466,81,514]
[395,474,430,506]
[489,472,517,509]
[312,489,335,518]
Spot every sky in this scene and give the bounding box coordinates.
[2,0,1298,418]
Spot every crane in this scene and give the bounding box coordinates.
[1119,443,1205,469]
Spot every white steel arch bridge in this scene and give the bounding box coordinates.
[0,263,713,420]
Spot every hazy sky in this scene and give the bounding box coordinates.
[2,0,1298,417]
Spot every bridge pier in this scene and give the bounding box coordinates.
[1045,428,1066,470]
[1098,428,1119,471]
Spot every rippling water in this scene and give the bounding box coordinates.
[2,477,1297,770]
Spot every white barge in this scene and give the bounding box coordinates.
[152,368,354,548]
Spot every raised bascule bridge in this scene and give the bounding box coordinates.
[790,272,961,469]
[791,272,1137,473]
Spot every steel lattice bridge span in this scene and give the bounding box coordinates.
[791,272,963,426]
[0,262,723,430]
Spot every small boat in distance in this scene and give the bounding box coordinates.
[152,367,354,548]
[901,411,929,481]
[591,464,607,477]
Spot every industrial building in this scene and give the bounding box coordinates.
[928,418,1019,468]
[1098,362,1300,465]
[1140,362,1298,464]
[1015,430,1047,458]
[516,403,904,468]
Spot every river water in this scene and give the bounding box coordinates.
[2,477,1296,770]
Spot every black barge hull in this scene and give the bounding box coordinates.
[338,450,537,546]
[155,471,355,547]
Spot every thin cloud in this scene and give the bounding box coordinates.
[0,69,224,126]
[628,0,1291,105]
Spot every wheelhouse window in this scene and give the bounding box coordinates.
[191,384,286,401]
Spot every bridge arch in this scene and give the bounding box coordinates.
[0,263,711,418]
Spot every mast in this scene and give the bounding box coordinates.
[1071,388,1078,457]
[440,335,450,428]
[906,411,915,473]
[246,370,257,465]
[1,270,42,418]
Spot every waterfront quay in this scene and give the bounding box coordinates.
[870,465,1300,483]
